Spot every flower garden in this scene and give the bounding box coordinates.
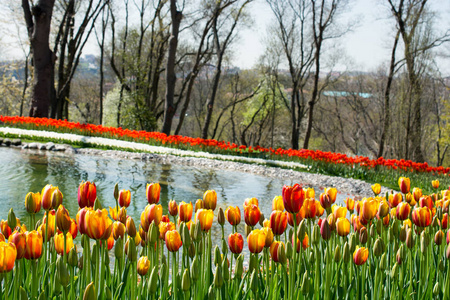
[0,177,449,299]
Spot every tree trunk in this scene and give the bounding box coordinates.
[22,0,56,118]
[161,0,182,135]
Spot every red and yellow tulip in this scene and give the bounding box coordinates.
[398,177,410,194]
[195,209,214,232]
[179,201,193,222]
[77,181,96,208]
[244,204,261,227]
[165,230,182,252]
[269,210,288,236]
[146,183,161,204]
[247,229,266,254]
[225,206,241,226]
[353,246,369,265]
[24,230,43,260]
[228,233,244,254]
[203,190,217,211]
[412,207,432,228]
[118,189,131,208]
[0,242,16,273]
[282,184,304,213]
[54,232,74,255]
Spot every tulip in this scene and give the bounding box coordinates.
[378,201,389,218]
[112,221,126,240]
[117,207,127,224]
[282,184,304,213]
[118,190,131,208]
[56,204,71,233]
[443,213,448,230]
[225,206,241,226]
[303,198,317,219]
[0,241,16,273]
[179,201,193,222]
[389,193,402,208]
[195,209,214,232]
[41,210,56,240]
[247,229,266,254]
[84,209,113,240]
[447,230,450,245]
[9,230,26,259]
[126,217,137,238]
[336,217,351,236]
[293,233,309,252]
[361,198,378,222]
[412,207,432,228]
[320,219,332,240]
[305,188,315,199]
[432,180,439,189]
[203,190,217,211]
[413,188,422,203]
[398,177,410,194]
[244,204,261,227]
[435,230,444,245]
[353,246,369,265]
[42,184,60,211]
[272,196,284,211]
[77,207,90,235]
[345,197,355,212]
[396,202,411,221]
[146,183,161,204]
[24,230,43,260]
[269,241,285,262]
[78,181,97,208]
[262,227,274,247]
[270,210,288,236]
[228,233,244,254]
[332,205,348,219]
[51,188,63,209]
[420,196,433,210]
[141,204,163,232]
[315,201,325,217]
[137,256,150,276]
[372,183,381,196]
[195,199,204,212]
[165,230,182,252]
[287,208,305,227]
[168,200,178,217]
[159,221,176,240]
[54,232,74,255]
[244,197,259,207]
[0,220,11,239]
[25,192,41,214]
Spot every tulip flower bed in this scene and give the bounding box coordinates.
[1,116,449,192]
[1,177,450,299]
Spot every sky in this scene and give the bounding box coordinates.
[1,0,449,73]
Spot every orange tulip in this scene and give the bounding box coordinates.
[287,208,305,227]
[336,217,351,236]
[320,188,337,210]
[293,233,309,252]
[262,227,274,247]
[244,197,259,207]
[106,233,114,250]
[195,199,204,212]
[371,183,381,196]
[353,246,369,265]
[247,229,266,254]
[332,205,347,219]
[398,177,410,194]
[282,184,304,214]
[195,209,214,232]
[165,230,182,252]
[269,241,285,262]
[419,196,433,210]
[25,192,41,214]
[141,204,163,232]
[228,233,244,254]
[41,184,58,210]
[315,201,325,217]
[54,232,74,255]
[0,242,16,273]
[9,230,26,259]
[305,188,315,199]
[0,220,12,239]
[56,205,71,233]
[225,206,241,226]
[168,200,178,217]
[51,188,63,209]
[396,202,411,221]
[113,221,126,240]
[270,211,288,236]
[443,213,448,230]
[244,204,261,227]
[179,202,193,222]
[78,181,96,208]
[345,197,355,212]
[272,196,284,211]
[432,180,439,189]
[303,198,317,219]
[412,207,432,228]
[203,190,217,211]
[118,190,131,208]
[24,230,43,260]
[413,188,422,203]
[389,193,402,208]
[159,221,176,240]
[42,210,56,240]
[146,183,161,204]
[84,209,113,240]
[361,198,378,222]
[137,256,150,276]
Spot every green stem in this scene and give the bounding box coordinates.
[172,252,177,300]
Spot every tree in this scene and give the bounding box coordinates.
[22,0,56,118]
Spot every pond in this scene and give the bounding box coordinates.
[0,146,351,249]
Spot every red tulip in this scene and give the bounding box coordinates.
[225,206,241,226]
[146,183,161,204]
[78,181,96,208]
[118,190,131,208]
[270,211,288,236]
[282,184,304,214]
[412,207,432,228]
[244,204,261,227]
[179,202,193,222]
[353,246,369,265]
[228,233,244,254]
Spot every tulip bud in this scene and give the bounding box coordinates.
[370,224,377,238]
[68,246,78,267]
[8,208,17,230]
[218,208,225,226]
[437,206,443,220]
[190,258,199,282]
[420,231,430,253]
[349,233,357,252]
[406,229,415,249]
[433,282,440,297]
[286,241,293,260]
[182,224,191,248]
[259,213,265,227]
[392,220,400,237]
[181,269,190,291]
[214,266,224,288]
[208,285,215,300]
[189,244,195,259]
[114,183,119,200]
[222,258,230,282]
[83,282,97,300]
[93,198,102,210]
[342,242,350,264]
[435,230,444,246]
[379,253,387,270]
[56,256,69,286]
[214,245,221,266]
[38,291,46,300]
[373,238,385,257]
[376,219,382,235]
[359,227,368,245]
[126,217,136,238]
[18,286,27,300]
[194,220,202,241]
[298,220,306,241]
[312,224,320,245]
[249,254,258,273]
[432,216,439,227]
[127,238,137,262]
[148,222,158,244]
[289,228,294,242]
[301,271,309,295]
[320,219,332,241]
[250,270,257,294]
[235,254,244,279]
[439,259,444,271]
[115,237,123,259]
[334,245,341,263]
[396,247,403,265]
[309,250,315,265]
[391,263,399,279]
[51,189,63,210]
[148,267,158,293]
[446,243,450,260]
[399,226,407,242]
[388,226,394,243]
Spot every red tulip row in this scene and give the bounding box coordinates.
[1,115,449,175]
